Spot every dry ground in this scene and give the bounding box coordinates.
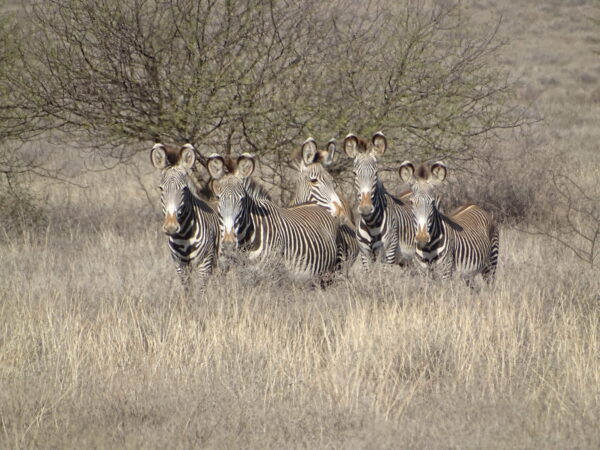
[1,0,600,448]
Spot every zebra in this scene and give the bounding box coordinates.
[289,138,359,269]
[343,132,415,268]
[151,143,220,289]
[206,153,343,279]
[398,161,499,283]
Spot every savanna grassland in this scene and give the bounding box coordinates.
[1,0,599,448]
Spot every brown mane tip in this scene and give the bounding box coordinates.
[222,155,238,173]
[415,163,431,180]
[160,145,184,166]
[355,138,368,153]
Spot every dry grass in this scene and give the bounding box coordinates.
[0,203,598,447]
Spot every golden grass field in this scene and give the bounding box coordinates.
[1,214,598,448]
[1,0,599,448]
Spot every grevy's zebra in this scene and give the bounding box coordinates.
[207,153,342,279]
[289,138,359,268]
[343,132,415,267]
[398,161,499,282]
[151,143,220,288]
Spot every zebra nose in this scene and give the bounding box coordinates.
[415,228,430,247]
[222,230,237,249]
[358,193,373,215]
[163,213,180,235]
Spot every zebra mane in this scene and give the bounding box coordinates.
[355,138,369,153]
[220,155,238,173]
[415,163,431,180]
[244,177,272,202]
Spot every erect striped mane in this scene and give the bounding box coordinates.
[159,144,188,166]
[244,177,272,202]
[415,163,432,180]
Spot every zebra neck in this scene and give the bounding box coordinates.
[238,195,260,250]
[168,209,204,262]
[169,196,213,244]
[415,209,447,263]
[362,183,387,231]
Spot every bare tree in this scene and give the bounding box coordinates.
[530,167,600,268]
[8,0,527,200]
[0,2,51,235]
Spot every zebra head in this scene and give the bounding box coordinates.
[343,132,387,216]
[399,161,447,249]
[207,153,256,252]
[151,143,197,236]
[293,138,348,220]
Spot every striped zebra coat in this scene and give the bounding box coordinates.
[207,153,343,279]
[151,143,220,288]
[289,138,359,269]
[399,161,499,282]
[343,132,415,267]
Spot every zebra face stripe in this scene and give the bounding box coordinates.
[211,175,248,249]
[158,167,189,235]
[295,163,343,217]
[410,186,440,248]
[352,153,378,215]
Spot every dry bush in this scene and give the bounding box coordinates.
[434,126,600,267]
[0,177,47,238]
[6,0,528,202]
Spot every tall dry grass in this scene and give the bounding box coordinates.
[0,203,598,447]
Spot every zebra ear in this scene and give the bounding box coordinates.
[236,154,255,178]
[431,162,447,183]
[398,161,415,184]
[207,154,226,179]
[371,132,387,157]
[322,139,336,166]
[301,138,318,165]
[208,178,221,197]
[343,134,359,158]
[179,144,196,169]
[151,143,169,169]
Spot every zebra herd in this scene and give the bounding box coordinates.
[151,133,499,290]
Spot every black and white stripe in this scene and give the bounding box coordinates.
[151,143,220,288]
[399,161,499,282]
[208,154,342,278]
[289,138,359,269]
[343,132,415,268]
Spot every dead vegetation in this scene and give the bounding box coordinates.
[0,213,598,448]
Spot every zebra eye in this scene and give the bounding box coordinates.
[310,178,318,184]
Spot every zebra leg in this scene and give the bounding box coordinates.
[482,227,500,285]
[195,254,216,293]
[383,242,399,265]
[175,262,192,295]
[358,239,374,270]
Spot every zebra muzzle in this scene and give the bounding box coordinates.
[222,230,237,249]
[415,228,430,247]
[358,193,373,215]
[163,213,180,235]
